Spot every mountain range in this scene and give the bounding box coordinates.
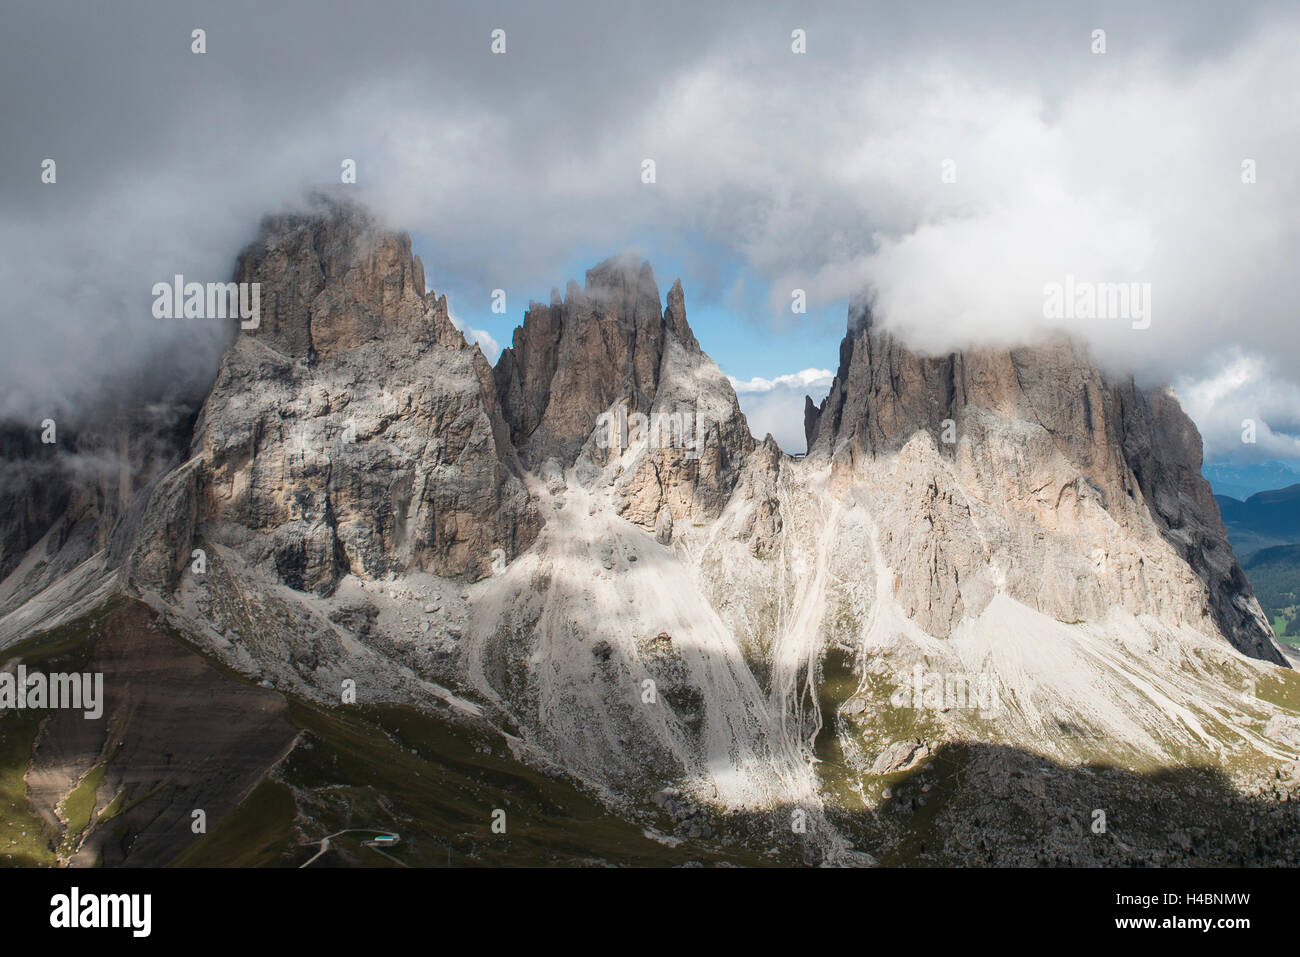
[1216,484,1300,558]
[1203,462,1300,503]
[4,195,1300,867]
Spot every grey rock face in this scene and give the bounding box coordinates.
[495,256,759,530]
[805,300,1282,663]
[495,258,668,467]
[132,195,539,595]
[654,506,674,545]
[733,435,784,557]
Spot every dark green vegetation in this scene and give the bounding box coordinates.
[1213,484,1300,643]
[1242,544,1300,646]
[0,704,59,866]
[183,697,783,868]
[1217,485,1300,560]
[831,740,1300,866]
[0,604,108,866]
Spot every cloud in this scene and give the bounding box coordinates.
[1175,353,1300,463]
[2,0,1299,456]
[729,369,835,395]
[730,368,835,453]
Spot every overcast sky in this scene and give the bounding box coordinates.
[3,0,1298,461]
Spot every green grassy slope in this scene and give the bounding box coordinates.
[2,601,781,868]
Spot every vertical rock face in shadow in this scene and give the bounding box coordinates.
[494,257,667,467]
[805,300,1282,663]
[130,195,538,594]
[0,402,197,612]
[494,257,758,528]
[1121,387,1281,664]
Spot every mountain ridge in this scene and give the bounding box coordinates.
[1217,484,1300,559]
[1,195,1295,866]
[803,298,1279,662]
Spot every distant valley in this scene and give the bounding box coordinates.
[1215,484,1300,645]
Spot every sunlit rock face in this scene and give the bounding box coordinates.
[805,299,1280,663]
[135,195,539,596]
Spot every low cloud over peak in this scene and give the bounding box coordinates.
[3,1,1298,463]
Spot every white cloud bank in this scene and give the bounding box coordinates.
[730,368,835,453]
[4,1,1299,461]
[1176,354,1300,463]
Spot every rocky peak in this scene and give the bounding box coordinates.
[127,197,538,595]
[494,259,759,530]
[235,192,464,359]
[664,278,699,352]
[495,256,685,466]
[805,299,1283,664]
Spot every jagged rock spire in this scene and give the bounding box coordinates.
[803,301,1283,663]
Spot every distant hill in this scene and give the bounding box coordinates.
[1220,486,1300,645]
[1242,544,1300,644]
[1215,484,1300,559]
[1204,461,1300,501]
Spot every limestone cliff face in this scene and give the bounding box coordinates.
[1,198,1291,850]
[131,196,538,595]
[495,259,666,466]
[805,300,1281,663]
[494,258,757,531]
